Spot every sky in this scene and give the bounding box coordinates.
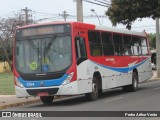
[0,0,156,33]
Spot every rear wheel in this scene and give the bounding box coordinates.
[123,72,138,92]
[85,77,99,101]
[40,96,54,104]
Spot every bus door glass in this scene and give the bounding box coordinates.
[75,36,87,65]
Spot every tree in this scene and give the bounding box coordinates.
[106,0,160,29]
[148,33,156,49]
[106,0,160,77]
[0,18,17,70]
[0,9,36,70]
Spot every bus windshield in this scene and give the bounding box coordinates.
[15,26,72,74]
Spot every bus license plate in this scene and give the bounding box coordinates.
[37,92,49,96]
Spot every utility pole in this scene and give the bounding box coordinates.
[77,0,83,22]
[62,11,67,21]
[21,7,32,25]
[156,18,160,77]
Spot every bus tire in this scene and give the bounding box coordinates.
[123,72,138,92]
[85,77,99,101]
[40,96,54,104]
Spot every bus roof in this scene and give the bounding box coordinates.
[95,26,146,37]
[71,22,146,37]
[16,21,146,37]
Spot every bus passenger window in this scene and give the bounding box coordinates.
[132,37,141,55]
[102,32,114,56]
[141,38,149,55]
[113,33,124,55]
[88,31,103,56]
[123,35,133,55]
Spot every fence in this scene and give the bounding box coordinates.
[0,61,11,73]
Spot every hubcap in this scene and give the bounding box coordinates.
[134,78,137,88]
[92,83,98,95]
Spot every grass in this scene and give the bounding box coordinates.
[0,72,15,95]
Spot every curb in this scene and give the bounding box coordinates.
[144,78,160,83]
[0,96,71,110]
[0,99,41,110]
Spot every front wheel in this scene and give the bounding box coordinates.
[40,96,54,104]
[85,77,99,101]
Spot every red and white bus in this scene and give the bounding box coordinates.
[13,22,152,104]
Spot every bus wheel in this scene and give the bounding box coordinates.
[40,96,54,104]
[131,72,138,91]
[85,77,99,101]
[123,72,138,92]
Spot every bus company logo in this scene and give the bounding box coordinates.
[2,112,11,117]
[105,58,115,62]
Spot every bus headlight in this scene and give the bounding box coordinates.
[14,76,24,88]
[62,72,74,85]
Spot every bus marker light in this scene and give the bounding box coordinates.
[14,76,24,88]
[62,72,74,85]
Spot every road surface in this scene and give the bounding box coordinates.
[1,79,160,120]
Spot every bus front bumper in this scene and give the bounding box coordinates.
[15,80,79,98]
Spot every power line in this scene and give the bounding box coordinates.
[93,0,111,6]
[83,0,109,7]
[36,16,60,22]
[118,25,155,29]
[132,25,155,28]
[33,11,59,16]
[93,0,108,5]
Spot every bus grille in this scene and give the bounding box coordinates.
[26,88,59,96]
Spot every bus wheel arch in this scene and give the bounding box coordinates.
[85,71,102,101]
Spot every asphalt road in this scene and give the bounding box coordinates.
[1,80,160,120]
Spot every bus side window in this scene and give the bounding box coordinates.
[113,33,124,55]
[132,36,142,55]
[141,37,149,55]
[123,35,133,55]
[101,32,114,56]
[88,31,103,56]
[75,36,87,65]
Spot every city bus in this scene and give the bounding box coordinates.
[13,22,152,104]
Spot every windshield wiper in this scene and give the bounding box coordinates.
[45,34,57,54]
[26,37,40,62]
[44,34,57,63]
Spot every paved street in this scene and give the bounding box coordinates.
[5,80,160,111]
[1,78,160,120]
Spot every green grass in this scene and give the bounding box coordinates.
[0,72,15,95]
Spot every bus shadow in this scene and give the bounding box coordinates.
[27,86,147,108]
